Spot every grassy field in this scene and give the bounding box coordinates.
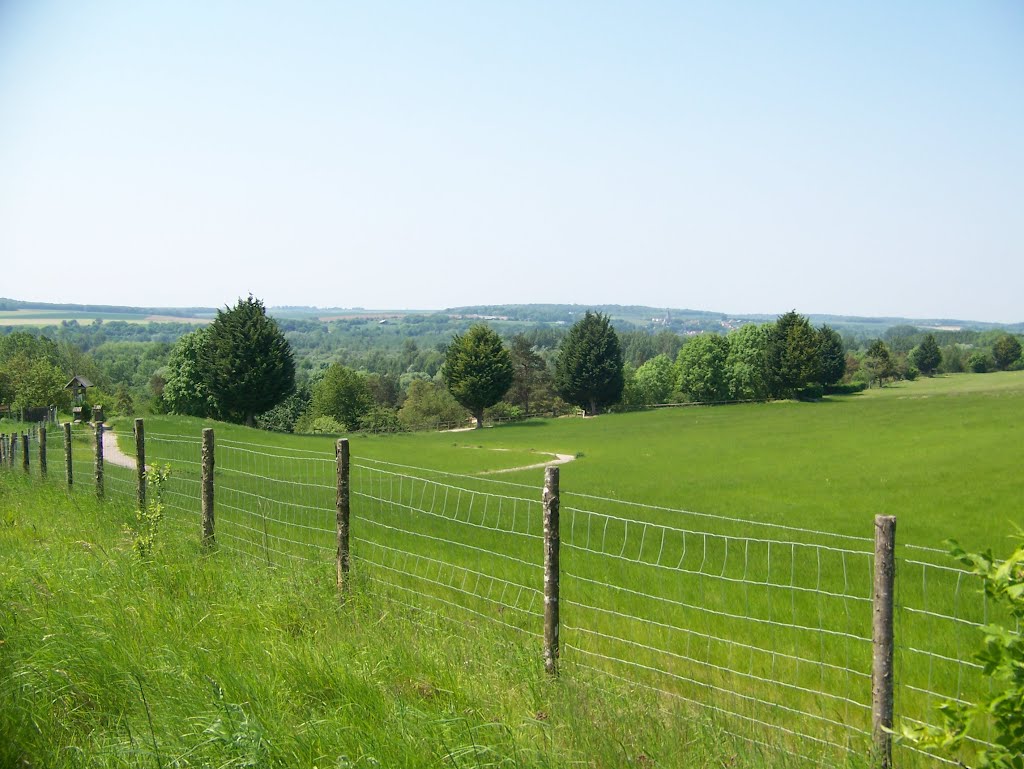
[103,370,1024,551]
[0,309,211,326]
[2,471,786,768]
[11,371,1023,767]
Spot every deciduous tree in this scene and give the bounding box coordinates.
[163,329,219,418]
[676,334,730,402]
[399,379,468,430]
[992,334,1022,371]
[7,355,69,414]
[309,363,372,431]
[442,325,514,428]
[864,339,896,387]
[726,323,771,400]
[554,311,624,415]
[632,353,676,404]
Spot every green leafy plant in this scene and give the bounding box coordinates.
[203,678,270,767]
[130,464,170,559]
[900,537,1024,768]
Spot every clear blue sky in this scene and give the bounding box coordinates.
[1,2,1021,321]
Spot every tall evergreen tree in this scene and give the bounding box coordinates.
[507,333,548,415]
[816,325,846,386]
[909,334,942,376]
[200,296,295,426]
[442,324,514,429]
[554,311,624,415]
[766,311,821,398]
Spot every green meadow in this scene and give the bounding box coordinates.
[6,371,1022,767]
[102,369,1024,551]
[3,472,771,769]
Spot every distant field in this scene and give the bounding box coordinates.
[0,309,211,326]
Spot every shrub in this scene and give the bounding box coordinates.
[308,416,344,434]
[358,407,405,434]
[968,352,994,374]
[900,537,1024,767]
[824,382,868,396]
[796,383,824,401]
[484,401,524,423]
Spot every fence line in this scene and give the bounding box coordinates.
[5,421,1013,769]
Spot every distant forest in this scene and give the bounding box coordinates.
[1,300,1022,430]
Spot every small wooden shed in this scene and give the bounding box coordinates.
[65,375,93,405]
[65,375,94,422]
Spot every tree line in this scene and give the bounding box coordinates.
[2,299,1022,432]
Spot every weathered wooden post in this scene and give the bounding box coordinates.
[0,434,6,467]
[134,418,146,510]
[21,433,29,473]
[38,425,47,477]
[94,422,104,499]
[872,515,896,769]
[336,439,351,593]
[543,466,561,676]
[201,428,215,547]
[63,422,73,486]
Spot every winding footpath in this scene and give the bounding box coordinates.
[101,424,574,476]
[101,426,139,470]
[476,452,576,475]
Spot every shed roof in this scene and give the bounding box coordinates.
[65,375,94,389]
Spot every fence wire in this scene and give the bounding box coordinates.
[6,427,1013,768]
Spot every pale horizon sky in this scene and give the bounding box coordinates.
[1,2,1022,323]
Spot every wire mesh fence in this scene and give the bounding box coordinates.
[3,421,1013,768]
[559,493,877,765]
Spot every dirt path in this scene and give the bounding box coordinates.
[477,452,576,475]
[102,427,138,470]
[100,422,573,476]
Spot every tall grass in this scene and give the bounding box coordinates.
[0,470,791,768]
[11,371,1021,767]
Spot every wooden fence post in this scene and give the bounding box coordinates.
[134,418,146,510]
[0,434,6,467]
[39,425,47,477]
[872,515,896,769]
[543,466,561,676]
[94,423,104,499]
[21,433,29,473]
[201,428,215,547]
[336,438,350,593]
[64,422,73,486]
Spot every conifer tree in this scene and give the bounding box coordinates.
[817,325,847,386]
[766,311,821,398]
[442,324,514,429]
[909,334,942,376]
[200,295,295,426]
[554,311,624,415]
